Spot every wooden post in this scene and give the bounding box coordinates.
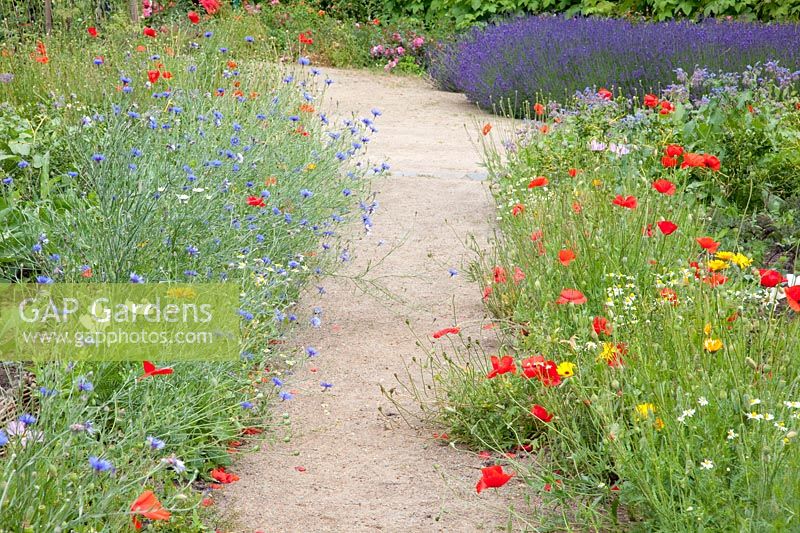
[129,0,139,23]
[43,0,53,34]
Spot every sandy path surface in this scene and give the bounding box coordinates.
[220,70,523,532]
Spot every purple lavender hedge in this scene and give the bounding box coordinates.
[429,16,800,111]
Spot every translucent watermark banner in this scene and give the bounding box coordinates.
[0,283,240,361]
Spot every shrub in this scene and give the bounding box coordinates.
[429,16,800,110]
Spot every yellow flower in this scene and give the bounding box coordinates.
[704,338,723,352]
[556,362,576,378]
[715,251,735,261]
[707,260,729,272]
[636,403,656,420]
[654,417,665,431]
[703,323,712,336]
[597,342,618,363]
[306,163,317,171]
[731,253,753,268]
[591,179,603,188]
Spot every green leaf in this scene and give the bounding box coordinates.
[8,141,31,156]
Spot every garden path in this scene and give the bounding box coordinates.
[220,69,526,532]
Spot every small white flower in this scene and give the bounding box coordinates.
[745,412,764,421]
[700,459,714,470]
[784,401,800,409]
[726,429,738,440]
[765,413,775,421]
[677,408,696,424]
[698,397,709,406]
[749,398,762,406]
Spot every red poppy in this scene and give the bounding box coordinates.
[703,273,728,287]
[659,100,674,114]
[432,327,460,339]
[531,404,553,422]
[597,88,612,100]
[759,269,787,288]
[200,0,221,14]
[528,176,548,188]
[131,491,171,530]
[521,356,561,386]
[696,237,720,254]
[612,195,637,209]
[681,152,707,168]
[482,286,493,301]
[146,70,160,84]
[247,196,265,208]
[487,355,516,379]
[139,361,173,380]
[558,249,576,266]
[242,427,263,435]
[785,285,800,312]
[571,201,582,214]
[643,224,654,238]
[704,154,721,171]
[652,179,676,195]
[143,27,157,38]
[513,266,525,284]
[660,287,678,304]
[476,465,513,493]
[657,220,678,235]
[162,71,172,80]
[511,203,525,216]
[188,11,201,23]
[81,268,93,278]
[533,102,545,115]
[593,316,612,336]
[556,289,586,305]
[661,156,678,168]
[299,31,314,45]
[87,27,98,38]
[210,467,239,484]
[568,168,578,177]
[643,94,659,108]
[482,123,492,136]
[493,266,507,283]
[201,497,214,507]
[665,144,684,158]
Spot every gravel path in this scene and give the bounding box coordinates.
[220,69,524,532]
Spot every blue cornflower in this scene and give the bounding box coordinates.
[219,47,228,53]
[49,254,60,262]
[146,436,166,450]
[91,153,105,163]
[39,386,58,397]
[0,429,7,447]
[279,391,294,401]
[67,171,79,178]
[19,413,36,425]
[2,177,13,186]
[184,270,198,277]
[89,456,114,473]
[306,346,318,357]
[204,31,213,38]
[271,377,283,387]
[245,36,254,43]
[288,260,300,269]
[130,272,143,283]
[77,377,94,392]
[240,401,255,409]
[298,56,311,66]
[310,316,322,328]
[371,108,381,117]
[18,160,29,169]
[238,309,254,321]
[36,275,53,284]
[131,148,143,157]
[300,189,313,199]
[448,268,459,277]
[186,245,199,257]
[321,382,333,390]
[288,115,300,122]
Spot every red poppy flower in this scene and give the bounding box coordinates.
[593,316,612,336]
[643,94,659,108]
[482,286,493,301]
[703,154,721,171]
[493,266,507,283]
[201,497,214,507]
[242,427,263,435]
[521,355,560,386]
[476,465,513,493]
[597,88,612,100]
[659,100,674,114]
[487,355,516,379]
[531,404,553,422]
[528,176,548,188]
[571,201,582,214]
[432,327,460,339]
[533,102,545,115]
[558,249,576,266]
[513,266,525,284]
[643,224,654,238]
[200,0,221,14]
[568,168,578,177]
[247,196,265,208]
[703,273,728,287]
[661,156,678,168]
[146,69,160,84]
[785,285,800,312]
[511,203,524,216]
[696,237,720,253]
[657,220,678,235]
[612,195,637,209]
[681,152,707,168]
[162,71,172,80]
[660,287,678,304]
[482,123,492,136]
[131,491,171,530]
[665,144,684,158]
[210,467,239,484]
[139,361,173,380]
[299,31,314,45]
[556,289,586,305]
[188,10,201,23]
[759,269,787,288]
[143,27,157,38]
[87,27,98,38]
[652,179,676,195]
